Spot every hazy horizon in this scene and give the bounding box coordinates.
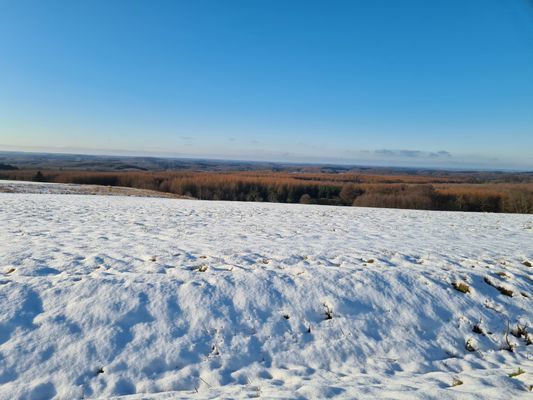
[1,1,532,169]
[2,146,533,172]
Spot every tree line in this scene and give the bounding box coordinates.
[0,169,531,213]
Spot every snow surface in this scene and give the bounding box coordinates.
[0,180,180,198]
[0,191,532,399]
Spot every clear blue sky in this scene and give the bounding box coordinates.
[0,0,532,169]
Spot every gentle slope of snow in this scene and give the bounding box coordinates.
[0,180,181,198]
[0,192,531,399]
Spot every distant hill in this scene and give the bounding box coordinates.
[0,163,18,170]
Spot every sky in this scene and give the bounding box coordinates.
[0,0,532,170]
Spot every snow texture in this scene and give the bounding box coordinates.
[0,189,532,399]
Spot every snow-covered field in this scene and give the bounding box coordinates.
[0,188,532,399]
[0,180,181,198]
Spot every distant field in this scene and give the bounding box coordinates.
[0,179,184,198]
[1,168,532,213]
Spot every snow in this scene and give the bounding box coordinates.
[0,189,532,399]
[0,180,180,198]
